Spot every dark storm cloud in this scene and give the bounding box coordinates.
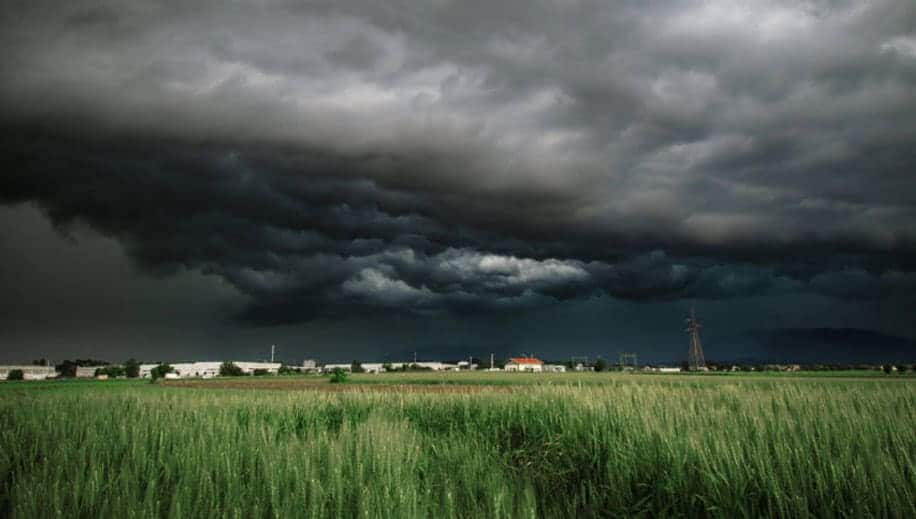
[2,0,915,324]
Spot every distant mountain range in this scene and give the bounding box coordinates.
[720,328,916,364]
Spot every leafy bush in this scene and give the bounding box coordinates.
[7,369,24,381]
[95,365,125,378]
[329,368,349,384]
[150,364,174,381]
[219,362,244,377]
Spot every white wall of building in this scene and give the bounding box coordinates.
[0,365,57,380]
[140,361,281,378]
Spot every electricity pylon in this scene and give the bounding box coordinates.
[685,306,706,371]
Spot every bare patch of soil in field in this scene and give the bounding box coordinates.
[166,379,512,393]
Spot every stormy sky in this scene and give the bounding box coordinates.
[2,0,915,363]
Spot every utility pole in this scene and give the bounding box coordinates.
[271,344,275,363]
[490,353,494,370]
[685,306,706,371]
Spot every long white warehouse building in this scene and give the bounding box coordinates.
[140,361,281,379]
[0,365,57,380]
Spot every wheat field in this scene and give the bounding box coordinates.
[1,374,914,518]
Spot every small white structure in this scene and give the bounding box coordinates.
[656,367,681,373]
[321,363,353,373]
[360,363,385,374]
[543,364,567,373]
[0,365,57,380]
[75,366,101,378]
[504,357,544,372]
[409,361,460,371]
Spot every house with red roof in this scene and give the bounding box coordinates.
[504,357,544,372]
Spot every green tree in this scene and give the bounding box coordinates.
[7,369,24,381]
[882,364,894,375]
[351,361,365,373]
[95,365,125,378]
[329,368,349,384]
[124,359,141,378]
[594,358,608,372]
[896,364,908,374]
[278,365,298,375]
[150,364,174,381]
[220,362,244,377]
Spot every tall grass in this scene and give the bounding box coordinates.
[1,377,914,517]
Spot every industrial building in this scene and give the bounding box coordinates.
[320,361,461,373]
[139,361,281,379]
[0,365,57,380]
[75,366,99,378]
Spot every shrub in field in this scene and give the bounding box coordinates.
[220,362,244,377]
[329,367,349,384]
[6,369,24,381]
[351,361,365,373]
[882,364,894,374]
[253,369,269,376]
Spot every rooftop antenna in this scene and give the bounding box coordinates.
[685,306,706,371]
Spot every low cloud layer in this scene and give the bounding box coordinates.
[1,0,915,326]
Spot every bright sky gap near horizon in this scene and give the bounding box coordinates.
[1,0,915,363]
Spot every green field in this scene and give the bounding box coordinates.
[2,373,914,518]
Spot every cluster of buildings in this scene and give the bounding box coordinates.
[319,357,568,374]
[2,356,704,381]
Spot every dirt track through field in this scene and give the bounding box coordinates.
[166,379,514,393]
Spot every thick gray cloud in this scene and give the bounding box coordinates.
[1,0,915,328]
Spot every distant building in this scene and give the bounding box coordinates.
[411,361,459,371]
[656,367,682,373]
[361,363,385,374]
[543,364,567,373]
[139,361,281,379]
[75,366,99,378]
[0,365,57,380]
[504,357,544,372]
[321,363,353,373]
[302,359,317,369]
